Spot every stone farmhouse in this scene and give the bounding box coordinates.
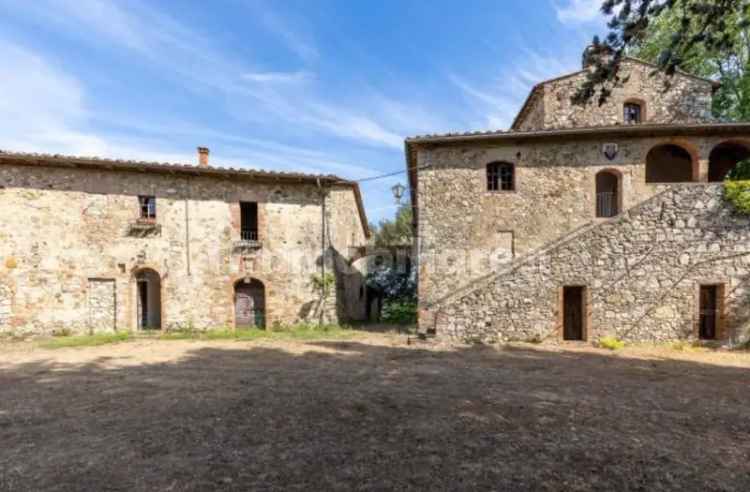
[0,148,370,335]
[407,52,750,344]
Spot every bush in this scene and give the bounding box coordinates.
[52,327,73,337]
[598,336,625,350]
[724,180,750,214]
[381,301,417,325]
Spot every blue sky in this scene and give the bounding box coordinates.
[0,0,608,223]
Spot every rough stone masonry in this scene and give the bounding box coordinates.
[407,52,750,344]
[0,151,370,335]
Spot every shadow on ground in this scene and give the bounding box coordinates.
[1,340,749,491]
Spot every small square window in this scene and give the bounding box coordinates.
[487,162,515,191]
[139,196,156,220]
[624,103,642,124]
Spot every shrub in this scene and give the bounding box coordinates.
[723,180,750,214]
[381,301,417,325]
[52,327,73,337]
[598,336,625,350]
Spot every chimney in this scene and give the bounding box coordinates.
[197,147,209,167]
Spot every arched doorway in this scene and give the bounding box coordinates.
[708,142,750,181]
[234,278,265,329]
[646,144,694,183]
[595,170,620,217]
[135,269,161,330]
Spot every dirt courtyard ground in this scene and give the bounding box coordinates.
[2,334,750,491]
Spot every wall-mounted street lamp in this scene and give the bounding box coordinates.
[391,182,406,204]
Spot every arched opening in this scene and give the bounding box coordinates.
[135,269,161,330]
[595,170,620,217]
[708,142,750,182]
[646,144,694,183]
[234,278,266,329]
[486,162,515,191]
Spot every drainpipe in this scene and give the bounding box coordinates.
[185,176,192,276]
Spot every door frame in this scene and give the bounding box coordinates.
[559,285,589,342]
[695,282,725,341]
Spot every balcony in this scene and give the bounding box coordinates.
[126,218,161,237]
[233,229,262,250]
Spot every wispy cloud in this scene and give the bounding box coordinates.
[259,8,319,63]
[449,49,580,130]
[242,70,315,84]
[554,0,604,24]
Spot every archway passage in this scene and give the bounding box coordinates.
[708,142,750,182]
[595,170,620,217]
[646,144,694,183]
[235,279,266,329]
[135,269,161,330]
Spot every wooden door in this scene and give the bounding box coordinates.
[235,281,265,329]
[699,285,718,340]
[563,286,584,341]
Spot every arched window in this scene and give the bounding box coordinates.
[645,144,694,183]
[487,162,514,191]
[595,170,620,218]
[708,142,750,182]
[624,102,642,124]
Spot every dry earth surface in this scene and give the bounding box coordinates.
[1,334,750,491]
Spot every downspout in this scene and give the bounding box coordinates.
[185,176,192,276]
[317,178,326,326]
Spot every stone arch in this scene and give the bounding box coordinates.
[234,277,266,329]
[645,143,696,183]
[708,141,750,182]
[595,169,622,217]
[133,268,162,330]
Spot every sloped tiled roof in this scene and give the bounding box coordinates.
[0,150,370,237]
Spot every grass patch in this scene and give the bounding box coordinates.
[38,332,131,349]
[597,336,625,351]
[670,340,706,352]
[156,324,363,342]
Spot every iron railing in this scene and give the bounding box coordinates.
[596,192,618,218]
[241,229,258,241]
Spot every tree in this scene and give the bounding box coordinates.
[371,202,413,247]
[575,0,750,115]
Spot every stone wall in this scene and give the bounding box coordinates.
[431,184,750,344]
[415,135,746,312]
[0,163,368,335]
[513,59,714,131]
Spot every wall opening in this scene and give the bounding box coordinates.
[235,278,266,329]
[646,144,694,183]
[708,142,750,182]
[595,170,620,217]
[699,284,723,340]
[624,101,643,124]
[240,202,259,241]
[135,269,161,330]
[562,286,586,341]
[486,162,515,191]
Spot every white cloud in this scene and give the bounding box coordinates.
[555,0,603,24]
[449,49,580,131]
[259,9,319,63]
[242,70,315,84]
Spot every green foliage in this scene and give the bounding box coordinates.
[381,301,417,325]
[597,336,625,351]
[724,180,750,213]
[577,0,750,112]
[39,332,131,349]
[726,160,750,180]
[372,203,413,247]
[310,272,335,298]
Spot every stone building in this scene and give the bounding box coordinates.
[0,148,370,335]
[407,54,750,344]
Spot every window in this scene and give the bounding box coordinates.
[487,162,514,191]
[240,202,258,241]
[595,171,620,218]
[624,102,642,124]
[138,196,156,220]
